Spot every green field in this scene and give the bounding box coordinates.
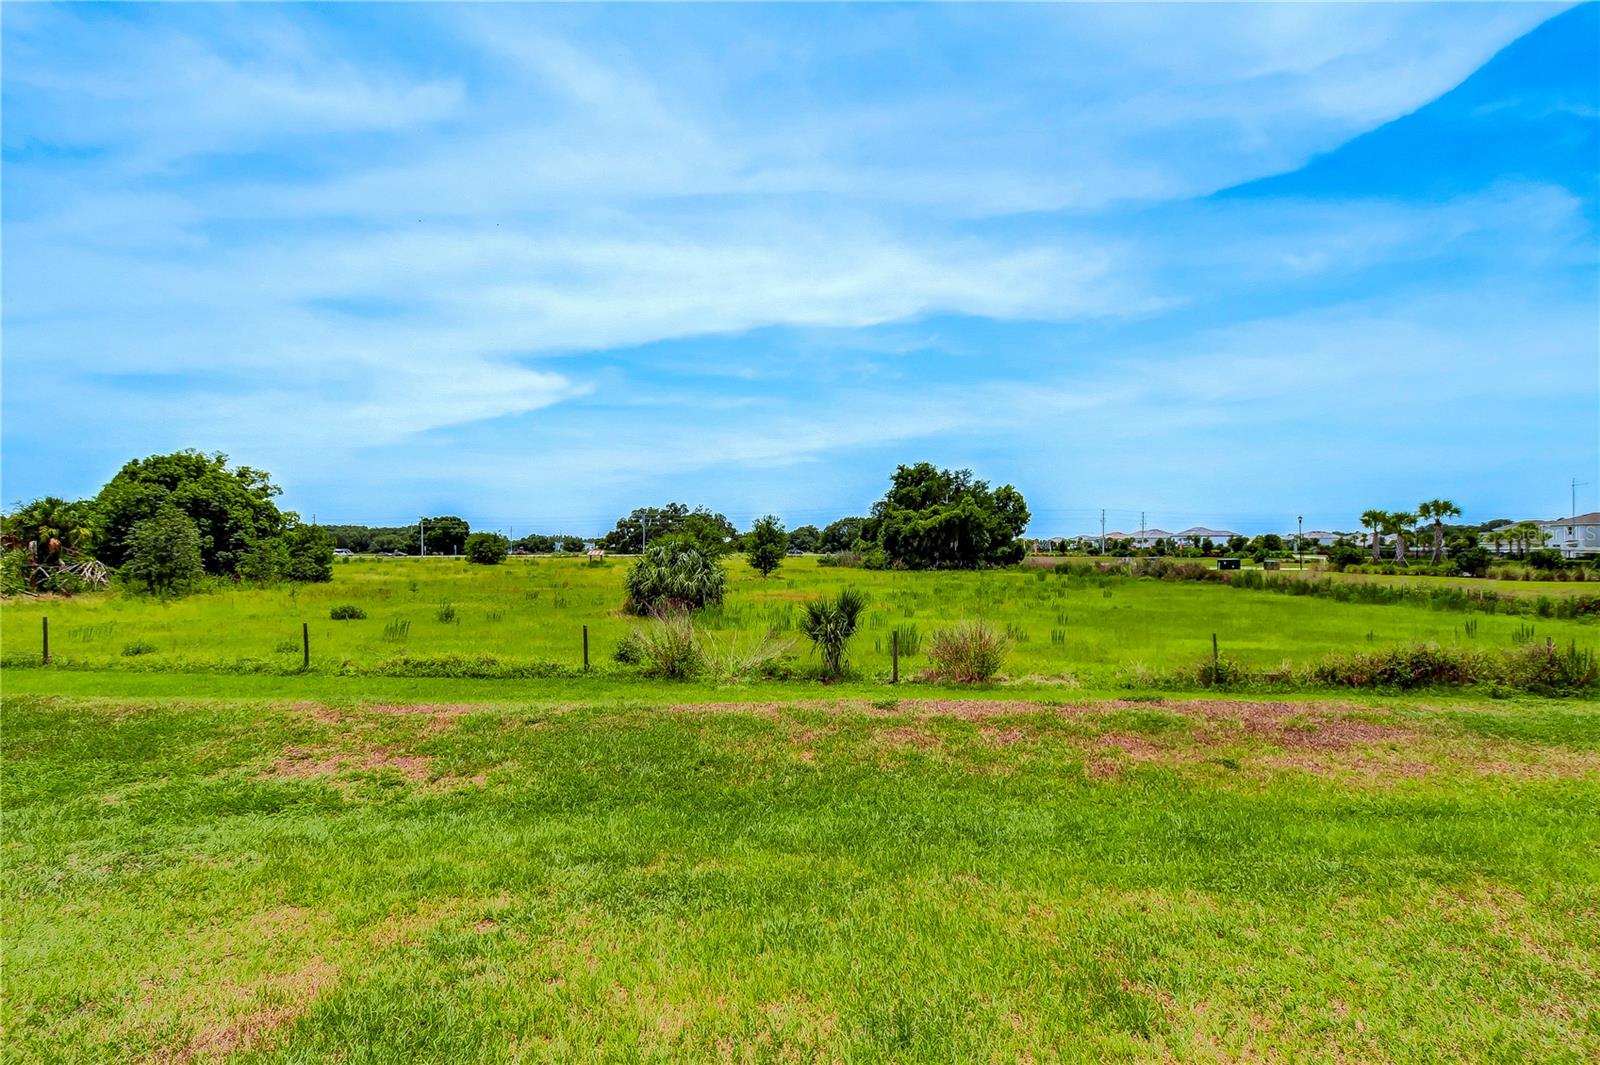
[5,688,1598,1062]
[4,556,1595,686]
[6,560,1598,1061]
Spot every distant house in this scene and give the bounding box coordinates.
[1301,530,1347,547]
[1541,513,1600,558]
[1176,526,1236,544]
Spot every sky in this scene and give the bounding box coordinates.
[3,2,1597,537]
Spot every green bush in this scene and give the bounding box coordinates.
[120,640,157,657]
[329,604,367,620]
[925,620,1009,683]
[624,542,726,615]
[121,505,204,597]
[464,532,510,565]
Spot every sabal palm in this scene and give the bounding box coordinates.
[801,588,867,679]
[1360,509,1387,563]
[1417,499,1460,564]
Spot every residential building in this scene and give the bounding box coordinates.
[1541,512,1600,558]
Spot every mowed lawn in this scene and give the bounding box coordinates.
[4,690,1598,1062]
[4,556,1595,684]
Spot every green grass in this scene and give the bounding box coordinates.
[4,689,1597,1062]
[5,556,1595,685]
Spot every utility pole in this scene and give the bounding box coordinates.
[641,516,648,553]
[1573,478,1589,519]
[1099,509,1106,556]
[419,517,426,557]
[1297,515,1303,569]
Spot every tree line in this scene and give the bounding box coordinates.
[2,451,333,597]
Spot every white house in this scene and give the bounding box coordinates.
[1176,526,1237,544]
[1541,512,1600,558]
[1301,530,1348,547]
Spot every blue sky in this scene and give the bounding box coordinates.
[3,2,1596,536]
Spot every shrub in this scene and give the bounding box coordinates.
[435,601,457,623]
[121,639,157,657]
[329,604,367,620]
[624,542,726,615]
[121,505,204,596]
[925,621,1009,683]
[800,588,868,679]
[613,631,645,665]
[464,532,510,565]
[1527,548,1564,571]
[282,524,335,582]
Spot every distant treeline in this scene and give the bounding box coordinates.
[324,523,586,555]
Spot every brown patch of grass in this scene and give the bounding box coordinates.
[267,745,432,784]
[162,956,337,1064]
[873,725,942,751]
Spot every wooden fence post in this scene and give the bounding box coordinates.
[891,629,899,684]
[583,625,590,671]
[1212,633,1219,671]
[302,622,310,670]
[42,617,49,665]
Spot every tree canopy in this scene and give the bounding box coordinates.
[93,450,284,574]
[863,463,1030,569]
[603,504,737,556]
[744,515,788,577]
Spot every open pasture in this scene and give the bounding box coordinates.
[3,556,1595,684]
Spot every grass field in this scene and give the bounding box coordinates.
[5,688,1598,1062]
[4,556,1595,686]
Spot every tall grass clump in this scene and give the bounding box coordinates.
[632,608,704,678]
[624,543,726,615]
[801,588,867,679]
[926,621,1009,683]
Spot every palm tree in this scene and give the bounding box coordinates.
[1417,499,1461,565]
[1360,509,1386,563]
[1382,511,1416,565]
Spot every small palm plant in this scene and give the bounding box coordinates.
[801,588,867,679]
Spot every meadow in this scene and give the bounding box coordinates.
[6,559,1599,1061]
[5,688,1597,1062]
[4,556,1596,687]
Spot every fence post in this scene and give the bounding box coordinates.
[42,617,49,665]
[891,629,899,684]
[1212,633,1219,671]
[302,622,310,670]
[583,625,590,671]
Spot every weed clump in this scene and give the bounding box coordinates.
[925,621,1009,683]
[120,640,157,657]
[329,604,367,620]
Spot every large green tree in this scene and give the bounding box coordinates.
[93,451,284,574]
[820,517,866,553]
[603,504,737,556]
[787,524,822,554]
[863,464,1030,569]
[744,515,788,577]
[421,516,470,555]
